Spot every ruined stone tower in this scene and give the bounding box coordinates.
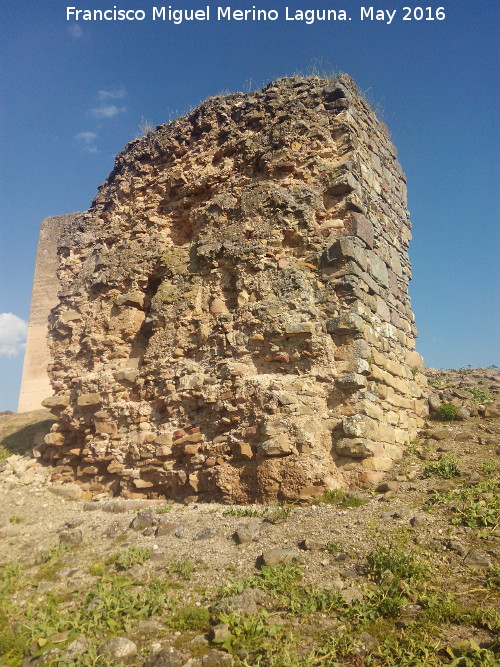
[18,214,81,413]
[39,75,427,502]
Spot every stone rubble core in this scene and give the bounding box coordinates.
[40,75,427,503]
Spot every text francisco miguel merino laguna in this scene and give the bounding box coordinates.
[66,5,407,25]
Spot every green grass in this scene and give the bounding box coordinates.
[3,574,173,664]
[0,563,27,661]
[210,538,498,666]
[419,592,499,633]
[219,562,343,617]
[220,562,302,598]
[221,503,295,522]
[2,534,498,667]
[77,575,171,633]
[88,563,105,577]
[1,546,198,666]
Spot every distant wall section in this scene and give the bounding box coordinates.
[17,213,80,413]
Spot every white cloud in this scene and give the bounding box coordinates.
[75,131,96,143]
[74,131,98,153]
[98,88,127,101]
[90,104,126,118]
[0,314,27,357]
[68,25,83,38]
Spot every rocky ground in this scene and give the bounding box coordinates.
[0,368,498,666]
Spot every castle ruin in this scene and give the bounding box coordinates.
[26,75,427,502]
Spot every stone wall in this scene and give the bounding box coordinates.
[18,214,81,413]
[39,75,427,502]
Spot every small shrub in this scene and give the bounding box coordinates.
[156,504,173,514]
[213,611,283,655]
[425,479,499,527]
[137,117,155,137]
[316,489,345,505]
[463,386,495,405]
[0,563,22,596]
[446,640,499,666]
[339,494,367,508]
[74,575,171,635]
[481,460,498,476]
[435,403,459,421]
[324,540,345,555]
[313,489,366,508]
[9,515,23,524]
[0,625,29,664]
[40,543,70,564]
[367,535,429,584]
[453,500,499,528]
[111,546,151,570]
[263,504,293,523]
[164,556,197,580]
[166,605,210,631]
[423,454,460,479]
[222,507,261,518]
[484,565,500,590]
[429,375,453,389]
[220,563,302,600]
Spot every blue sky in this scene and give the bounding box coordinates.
[0,0,498,410]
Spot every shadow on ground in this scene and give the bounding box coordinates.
[0,410,55,460]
